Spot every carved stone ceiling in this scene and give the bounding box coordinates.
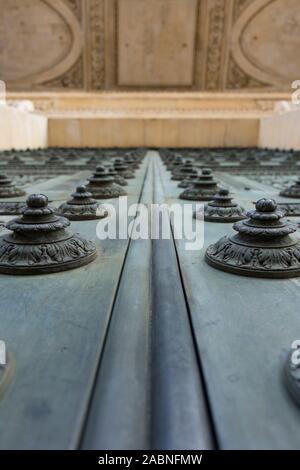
[0,0,299,92]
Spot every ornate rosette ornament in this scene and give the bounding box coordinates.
[285,154,299,164]
[241,155,260,166]
[8,155,23,166]
[166,156,183,172]
[171,160,195,181]
[108,167,128,187]
[124,154,140,170]
[280,178,300,199]
[57,185,108,221]
[164,156,174,167]
[277,203,300,216]
[87,155,97,165]
[47,155,63,165]
[0,175,26,198]
[132,153,142,167]
[133,148,146,161]
[178,169,198,188]
[205,198,300,278]
[63,150,79,161]
[0,202,26,216]
[200,189,246,223]
[162,151,174,166]
[285,346,300,407]
[114,159,135,179]
[203,155,216,165]
[226,151,238,162]
[0,194,97,275]
[180,169,219,201]
[86,166,126,199]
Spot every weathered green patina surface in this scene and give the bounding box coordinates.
[0,147,300,449]
[157,155,300,449]
[0,157,150,449]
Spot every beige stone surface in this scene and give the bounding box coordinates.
[48,115,260,148]
[0,0,72,82]
[259,108,300,150]
[0,105,47,150]
[1,92,298,150]
[14,91,265,148]
[232,0,300,87]
[117,0,198,86]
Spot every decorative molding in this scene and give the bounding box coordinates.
[227,55,267,89]
[65,0,82,20]
[193,0,205,89]
[44,57,84,89]
[205,0,226,90]
[89,0,105,90]
[43,0,84,89]
[233,0,253,21]
[10,91,279,120]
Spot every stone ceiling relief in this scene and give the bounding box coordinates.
[231,0,300,87]
[0,0,83,89]
[0,0,298,92]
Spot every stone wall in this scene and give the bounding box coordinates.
[0,104,47,150]
[260,108,300,150]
